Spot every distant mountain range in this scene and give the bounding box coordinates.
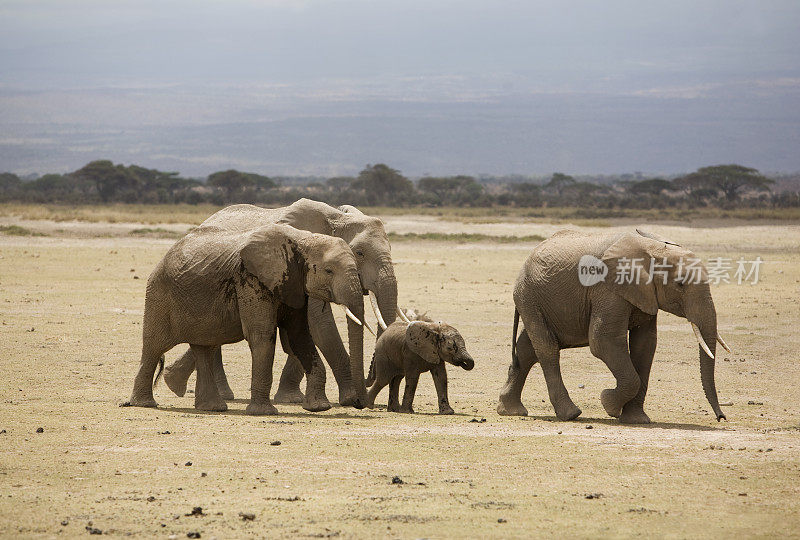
[2,80,799,178]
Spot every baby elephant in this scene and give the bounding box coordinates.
[365,318,474,414]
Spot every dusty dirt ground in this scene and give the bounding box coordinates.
[1,214,799,538]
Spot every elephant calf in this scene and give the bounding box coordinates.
[365,313,474,414]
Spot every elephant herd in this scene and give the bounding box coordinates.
[126,199,730,424]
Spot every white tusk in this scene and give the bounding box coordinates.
[344,306,362,325]
[343,306,375,336]
[691,322,714,359]
[716,333,732,353]
[368,290,388,330]
[396,306,411,323]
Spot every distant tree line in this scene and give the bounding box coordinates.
[1,160,798,209]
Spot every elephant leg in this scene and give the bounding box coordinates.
[387,375,402,412]
[211,347,235,400]
[192,344,228,412]
[620,317,657,424]
[498,330,538,416]
[590,323,641,419]
[302,354,331,412]
[237,290,279,416]
[273,355,305,404]
[399,372,419,414]
[366,370,391,409]
[128,339,170,408]
[163,347,196,397]
[307,298,357,406]
[272,319,307,407]
[245,332,279,416]
[273,326,331,411]
[522,310,581,421]
[431,364,454,415]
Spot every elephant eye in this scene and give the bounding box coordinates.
[325,268,334,275]
[355,250,364,257]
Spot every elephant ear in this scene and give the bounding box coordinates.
[405,321,442,364]
[601,233,658,315]
[240,227,306,309]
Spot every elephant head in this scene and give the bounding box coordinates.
[277,199,398,331]
[334,204,398,333]
[405,321,475,371]
[241,225,369,404]
[601,230,730,420]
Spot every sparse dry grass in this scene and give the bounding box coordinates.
[387,232,545,243]
[0,203,223,225]
[0,217,799,537]
[0,224,47,236]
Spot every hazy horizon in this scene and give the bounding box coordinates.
[2,0,799,177]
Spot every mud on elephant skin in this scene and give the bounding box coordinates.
[498,228,731,424]
[162,199,398,408]
[126,223,368,415]
[365,312,474,415]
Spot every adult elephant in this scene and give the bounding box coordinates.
[498,229,731,424]
[126,224,368,414]
[162,199,398,410]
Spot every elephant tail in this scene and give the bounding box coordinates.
[365,351,376,387]
[512,308,520,368]
[152,355,165,388]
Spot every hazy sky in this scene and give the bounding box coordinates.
[1,1,799,176]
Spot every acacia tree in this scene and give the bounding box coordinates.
[416,175,484,206]
[626,178,674,196]
[675,165,773,201]
[73,160,138,202]
[545,172,576,196]
[207,170,275,200]
[352,164,414,206]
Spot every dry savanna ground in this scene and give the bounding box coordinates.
[1,205,799,538]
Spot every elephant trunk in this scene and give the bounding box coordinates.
[332,269,369,408]
[346,301,367,408]
[457,353,475,371]
[372,262,398,334]
[691,297,726,421]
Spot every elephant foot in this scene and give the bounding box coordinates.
[497,395,528,416]
[600,389,623,418]
[194,398,228,412]
[302,393,332,413]
[338,388,359,407]
[554,402,582,421]
[215,381,235,401]
[246,401,279,416]
[387,402,400,413]
[620,408,651,424]
[163,367,188,397]
[126,396,158,408]
[439,405,455,415]
[399,406,414,414]
[273,387,305,404]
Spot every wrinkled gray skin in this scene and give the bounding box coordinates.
[126,223,365,415]
[498,229,726,424]
[162,199,397,410]
[365,318,475,414]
